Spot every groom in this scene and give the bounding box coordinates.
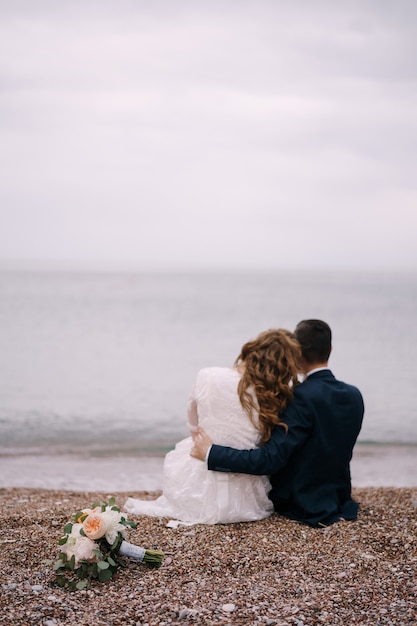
[191,319,364,527]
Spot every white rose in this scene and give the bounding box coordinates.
[62,524,97,567]
[101,508,127,545]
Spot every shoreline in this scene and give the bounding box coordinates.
[1,486,416,624]
[0,444,416,492]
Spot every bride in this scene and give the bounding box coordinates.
[124,328,301,524]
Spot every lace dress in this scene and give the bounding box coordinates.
[124,367,273,524]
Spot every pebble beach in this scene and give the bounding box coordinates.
[1,487,416,625]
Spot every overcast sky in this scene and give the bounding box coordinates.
[1,0,416,272]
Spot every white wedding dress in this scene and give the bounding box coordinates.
[124,367,273,524]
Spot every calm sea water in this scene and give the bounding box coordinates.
[0,269,416,458]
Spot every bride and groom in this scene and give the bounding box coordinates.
[125,320,364,528]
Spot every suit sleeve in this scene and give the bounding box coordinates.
[207,393,312,475]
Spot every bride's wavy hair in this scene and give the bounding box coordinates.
[235,329,301,443]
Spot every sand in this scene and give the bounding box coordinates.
[1,486,416,625]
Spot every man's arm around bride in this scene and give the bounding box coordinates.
[191,319,364,528]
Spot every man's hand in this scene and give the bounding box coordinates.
[190,427,213,461]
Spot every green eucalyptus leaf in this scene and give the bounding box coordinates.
[64,522,73,534]
[76,581,88,590]
[97,560,110,570]
[74,510,86,523]
[126,520,137,529]
[58,537,68,545]
[98,568,113,582]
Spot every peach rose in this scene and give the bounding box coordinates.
[83,512,106,540]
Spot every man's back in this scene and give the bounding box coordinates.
[269,370,364,525]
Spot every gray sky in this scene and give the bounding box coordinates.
[1,0,417,272]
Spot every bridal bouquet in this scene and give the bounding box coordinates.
[54,497,164,590]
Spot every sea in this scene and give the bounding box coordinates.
[0,269,416,491]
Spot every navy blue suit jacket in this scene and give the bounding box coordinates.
[208,370,364,526]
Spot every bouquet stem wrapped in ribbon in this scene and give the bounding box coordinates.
[54,497,164,590]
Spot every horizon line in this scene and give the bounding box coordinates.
[0,262,416,276]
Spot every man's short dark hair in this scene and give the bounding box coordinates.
[294,319,332,364]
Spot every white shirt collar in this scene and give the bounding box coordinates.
[306,367,330,377]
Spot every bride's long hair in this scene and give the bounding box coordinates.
[235,328,302,443]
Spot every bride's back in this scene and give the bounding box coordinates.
[193,367,261,450]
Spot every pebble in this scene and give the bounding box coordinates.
[2,487,416,625]
[222,603,236,612]
[178,608,198,619]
